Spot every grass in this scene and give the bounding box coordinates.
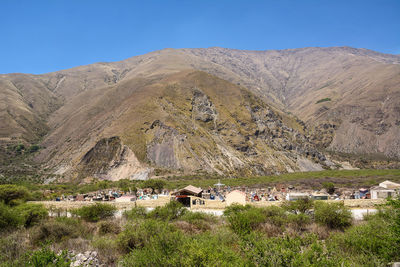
[164,169,400,189]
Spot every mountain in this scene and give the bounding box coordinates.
[0,47,399,181]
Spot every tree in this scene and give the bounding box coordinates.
[322,182,335,194]
[141,179,166,194]
[0,185,30,205]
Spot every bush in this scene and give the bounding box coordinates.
[117,219,178,253]
[282,198,314,214]
[287,213,312,231]
[328,216,396,264]
[180,211,216,232]
[0,231,27,264]
[0,202,22,230]
[0,185,30,205]
[316,98,331,104]
[71,203,116,222]
[27,246,70,267]
[98,220,121,235]
[14,203,48,227]
[322,182,335,194]
[226,206,266,236]
[31,218,83,244]
[121,228,244,266]
[147,201,186,221]
[27,145,40,153]
[240,232,340,266]
[223,203,252,217]
[314,201,352,229]
[123,206,147,220]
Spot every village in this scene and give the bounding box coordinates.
[47,179,400,211]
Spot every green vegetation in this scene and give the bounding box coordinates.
[316,97,332,104]
[314,201,352,229]
[322,181,336,194]
[1,196,400,266]
[0,184,30,205]
[1,169,399,199]
[71,203,116,222]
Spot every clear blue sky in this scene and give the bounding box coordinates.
[1,0,399,74]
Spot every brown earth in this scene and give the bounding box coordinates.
[1,47,399,181]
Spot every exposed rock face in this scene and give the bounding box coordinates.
[77,137,150,180]
[146,120,181,169]
[192,89,217,123]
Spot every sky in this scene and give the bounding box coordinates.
[1,0,399,74]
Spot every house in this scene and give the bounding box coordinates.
[226,190,246,206]
[172,185,203,207]
[370,180,400,199]
[286,192,309,201]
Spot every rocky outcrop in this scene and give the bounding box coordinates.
[77,137,150,180]
[191,89,217,123]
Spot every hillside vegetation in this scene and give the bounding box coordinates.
[1,184,399,266]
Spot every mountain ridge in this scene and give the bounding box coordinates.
[1,46,399,182]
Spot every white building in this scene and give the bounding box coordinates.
[370,180,400,199]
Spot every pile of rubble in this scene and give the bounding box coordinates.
[69,251,103,267]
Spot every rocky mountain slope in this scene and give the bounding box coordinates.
[0,47,399,181]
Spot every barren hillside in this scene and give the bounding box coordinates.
[1,47,399,181]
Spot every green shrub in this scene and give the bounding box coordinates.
[0,202,21,230]
[226,206,266,236]
[121,228,244,266]
[117,219,178,253]
[322,182,335,194]
[147,201,186,221]
[141,179,166,194]
[223,203,252,217]
[328,216,396,264]
[27,246,70,267]
[282,198,314,214]
[316,98,331,104]
[180,211,217,231]
[123,206,147,220]
[27,145,40,153]
[0,185,30,205]
[31,218,81,244]
[14,203,48,227]
[0,231,27,265]
[314,201,352,229]
[287,213,312,231]
[98,220,121,235]
[241,232,341,266]
[261,205,289,227]
[71,203,116,222]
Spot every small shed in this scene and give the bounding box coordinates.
[172,185,203,207]
[226,190,246,206]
